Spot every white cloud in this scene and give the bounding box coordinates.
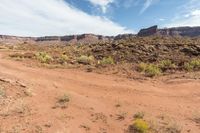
[159,18,165,21]
[86,0,114,13]
[166,0,200,27]
[0,0,132,37]
[190,9,200,16]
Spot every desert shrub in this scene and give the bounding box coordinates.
[138,63,161,77]
[9,52,34,59]
[166,123,182,133]
[77,55,94,65]
[55,94,70,109]
[130,119,149,133]
[148,119,182,133]
[138,63,148,72]
[0,87,5,97]
[184,59,200,71]
[134,112,145,119]
[100,56,114,65]
[192,113,200,124]
[14,99,28,114]
[58,54,69,64]
[35,52,53,64]
[184,63,193,71]
[116,112,127,121]
[9,53,24,58]
[159,60,176,71]
[58,94,70,103]
[145,64,161,77]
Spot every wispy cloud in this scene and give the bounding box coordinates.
[86,0,114,13]
[0,0,132,36]
[166,0,200,27]
[140,0,159,14]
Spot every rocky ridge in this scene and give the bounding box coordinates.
[138,25,200,37]
[1,25,200,45]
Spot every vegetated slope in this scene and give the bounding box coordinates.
[0,50,200,133]
[89,36,200,63]
[7,36,200,78]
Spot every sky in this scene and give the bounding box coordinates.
[0,0,200,36]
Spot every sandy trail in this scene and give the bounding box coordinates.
[0,51,200,133]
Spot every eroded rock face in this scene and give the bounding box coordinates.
[158,27,200,37]
[114,34,136,40]
[138,25,200,37]
[0,35,35,44]
[35,34,113,44]
[0,34,114,44]
[137,25,158,37]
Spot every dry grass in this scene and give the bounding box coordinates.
[192,112,200,124]
[134,112,145,119]
[53,94,70,109]
[0,87,6,97]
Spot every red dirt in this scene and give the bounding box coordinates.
[0,50,200,133]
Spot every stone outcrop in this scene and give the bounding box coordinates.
[0,34,113,44]
[114,34,136,40]
[35,36,61,41]
[0,35,35,44]
[158,27,200,37]
[35,34,113,44]
[137,25,158,37]
[138,25,200,37]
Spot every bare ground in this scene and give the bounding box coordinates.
[0,50,200,133]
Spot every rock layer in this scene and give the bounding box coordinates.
[1,25,200,45]
[138,25,200,37]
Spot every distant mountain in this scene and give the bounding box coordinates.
[138,25,200,37]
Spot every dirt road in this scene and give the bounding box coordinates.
[0,51,200,133]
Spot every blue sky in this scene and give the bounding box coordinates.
[0,0,200,36]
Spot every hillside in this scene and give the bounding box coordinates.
[0,35,200,133]
[0,29,200,133]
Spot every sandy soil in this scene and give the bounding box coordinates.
[0,50,200,133]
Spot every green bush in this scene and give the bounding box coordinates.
[184,59,200,71]
[100,56,114,65]
[184,63,193,71]
[58,54,69,64]
[138,63,161,77]
[145,64,161,77]
[138,63,148,72]
[77,55,94,65]
[35,52,53,64]
[132,119,149,133]
[159,60,176,71]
